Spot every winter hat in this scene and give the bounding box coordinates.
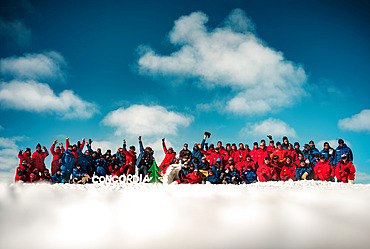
[304,144,309,149]
[276,142,281,146]
[283,136,288,141]
[338,139,344,144]
[130,146,135,150]
[246,154,251,158]
[269,140,274,144]
[320,155,325,159]
[209,144,214,148]
[309,140,314,144]
[341,154,347,159]
[253,142,258,145]
[56,168,61,172]
[324,142,329,146]
[232,143,236,147]
[294,142,300,146]
[264,157,270,161]
[25,148,31,152]
[36,143,41,148]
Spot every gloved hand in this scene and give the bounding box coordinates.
[326,176,334,182]
[204,132,211,138]
[53,140,57,145]
[162,138,165,143]
[19,150,23,155]
[344,167,350,174]
[262,173,269,181]
[283,176,289,181]
[267,135,273,140]
[302,172,308,180]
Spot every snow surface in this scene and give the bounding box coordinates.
[1,181,370,249]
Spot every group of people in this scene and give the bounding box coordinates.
[14,132,356,185]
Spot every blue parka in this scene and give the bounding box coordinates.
[72,167,85,179]
[295,166,312,180]
[320,147,335,165]
[51,173,63,183]
[241,170,257,183]
[334,144,353,165]
[59,150,75,174]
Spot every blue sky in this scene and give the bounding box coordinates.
[0,0,369,183]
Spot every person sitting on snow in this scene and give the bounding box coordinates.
[335,154,356,183]
[30,168,40,183]
[271,155,283,181]
[241,164,257,184]
[52,169,63,183]
[40,169,52,182]
[177,162,192,183]
[314,155,335,182]
[257,157,277,182]
[223,164,241,184]
[295,160,312,181]
[280,156,296,181]
[198,156,210,170]
[71,164,90,184]
[205,170,218,184]
[15,159,31,183]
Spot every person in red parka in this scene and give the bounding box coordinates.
[18,148,32,164]
[235,153,253,173]
[183,168,202,184]
[257,157,277,182]
[159,138,176,174]
[335,154,356,183]
[271,155,283,180]
[30,168,40,183]
[271,142,287,163]
[280,156,297,181]
[15,159,31,182]
[50,140,65,176]
[314,155,335,182]
[250,142,259,162]
[122,140,136,175]
[256,143,269,167]
[31,143,49,172]
[286,143,297,162]
[237,143,247,162]
[266,139,275,156]
[40,169,52,182]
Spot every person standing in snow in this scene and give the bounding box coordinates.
[335,154,356,183]
[31,143,49,172]
[15,159,31,182]
[122,139,136,175]
[159,138,176,175]
[59,144,76,183]
[179,143,192,163]
[320,142,335,166]
[334,139,353,165]
[50,140,65,176]
[136,136,154,177]
[18,147,32,165]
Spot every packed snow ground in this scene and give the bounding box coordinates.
[0,181,370,249]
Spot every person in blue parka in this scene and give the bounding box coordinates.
[295,159,312,180]
[223,164,240,184]
[334,139,353,166]
[320,142,335,166]
[51,168,63,183]
[59,144,76,183]
[205,170,218,184]
[241,164,257,184]
[77,142,93,177]
[136,136,154,177]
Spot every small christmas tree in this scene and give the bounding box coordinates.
[148,160,162,183]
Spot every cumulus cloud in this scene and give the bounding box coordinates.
[0,18,31,46]
[137,9,307,115]
[0,51,66,82]
[241,118,297,138]
[0,136,20,170]
[0,80,98,119]
[338,110,370,132]
[102,105,193,136]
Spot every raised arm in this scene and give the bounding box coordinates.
[162,138,167,154]
[138,136,144,153]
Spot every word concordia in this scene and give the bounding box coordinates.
[91,174,153,185]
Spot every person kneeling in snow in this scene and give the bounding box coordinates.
[335,154,356,183]
[183,168,202,184]
[30,168,40,183]
[223,164,241,184]
[241,164,257,184]
[257,157,277,182]
[206,170,218,184]
[71,164,90,184]
[52,169,63,183]
[40,169,52,182]
[280,156,297,181]
[314,155,335,182]
[177,162,193,183]
[15,159,31,183]
[295,160,312,180]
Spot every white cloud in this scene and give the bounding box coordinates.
[338,110,370,132]
[0,51,66,82]
[102,104,193,136]
[356,171,370,183]
[241,118,297,138]
[0,18,31,46]
[0,136,20,171]
[137,9,307,115]
[0,80,98,119]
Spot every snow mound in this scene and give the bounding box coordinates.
[0,181,370,249]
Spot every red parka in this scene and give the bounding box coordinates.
[159,141,176,174]
[50,144,65,176]
[31,150,49,172]
[314,160,335,181]
[280,163,297,181]
[15,163,31,182]
[335,160,355,183]
[257,163,277,182]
